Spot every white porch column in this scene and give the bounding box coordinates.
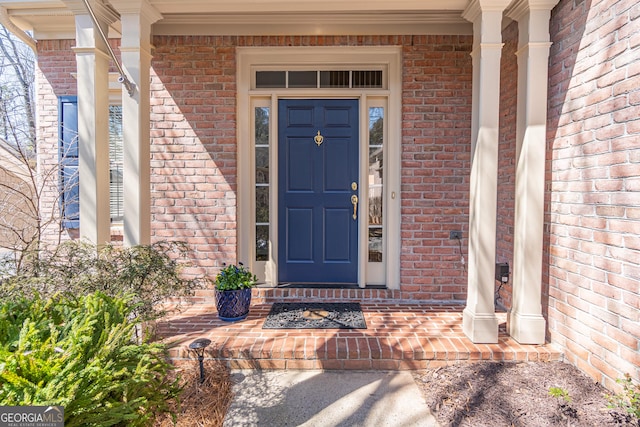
[111,0,162,246]
[462,0,511,343]
[65,1,117,245]
[506,0,559,344]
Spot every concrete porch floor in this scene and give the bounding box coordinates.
[157,289,562,369]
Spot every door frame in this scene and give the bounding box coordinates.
[237,46,402,289]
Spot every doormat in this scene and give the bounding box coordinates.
[262,302,367,329]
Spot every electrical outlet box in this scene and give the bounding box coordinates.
[495,262,510,283]
[449,231,462,239]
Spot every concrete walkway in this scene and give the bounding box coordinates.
[223,370,440,427]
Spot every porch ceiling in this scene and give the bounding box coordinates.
[1,0,474,39]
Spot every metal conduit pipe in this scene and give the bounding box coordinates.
[80,0,135,97]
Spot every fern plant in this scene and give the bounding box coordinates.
[0,292,181,426]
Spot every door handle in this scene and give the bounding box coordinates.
[351,195,358,220]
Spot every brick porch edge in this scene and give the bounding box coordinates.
[158,289,563,370]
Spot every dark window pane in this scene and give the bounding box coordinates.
[368,227,383,262]
[256,186,269,223]
[288,71,317,88]
[255,107,270,145]
[369,198,383,227]
[256,147,269,184]
[320,71,350,88]
[256,71,286,88]
[369,148,383,180]
[256,225,269,261]
[369,146,383,223]
[353,70,383,88]
[369,107,384,146]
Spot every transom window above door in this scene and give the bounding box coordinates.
[254,70,384,89]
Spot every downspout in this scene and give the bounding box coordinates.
[80,0,135,97]
[0,7,37,52]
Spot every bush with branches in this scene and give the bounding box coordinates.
[0,240,200,325]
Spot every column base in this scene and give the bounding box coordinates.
[507,310,546,344]
[462,307,499,343]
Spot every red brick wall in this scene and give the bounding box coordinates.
[149,36,239,278]
[149,35,473,297]
[547,0,640,389]
[400,35,473,300]
[35,39,78,247]
[496,22,519,310]
[37,35,473,297]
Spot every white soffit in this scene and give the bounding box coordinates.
[1,0,473,38]
[150,0,470,14]
[153,12,472,36]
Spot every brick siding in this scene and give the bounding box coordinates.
[149,35,473,299]
[36,39,79,247]
[37,35,472,299]
[400,35,472,300]
[547,0,640,389]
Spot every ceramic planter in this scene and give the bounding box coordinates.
[215,288,252,321]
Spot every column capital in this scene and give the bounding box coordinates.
[110,0,163,25]
[462,0,512,24]
[506,0,561,22]
[61,0,119,25]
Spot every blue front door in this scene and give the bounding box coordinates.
[278,99,359,284]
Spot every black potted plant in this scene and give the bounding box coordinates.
[214,262,257,321]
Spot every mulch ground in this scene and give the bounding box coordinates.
[155,359,233,427]
[412,361,638,427]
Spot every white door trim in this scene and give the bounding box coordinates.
[237,46,402,289]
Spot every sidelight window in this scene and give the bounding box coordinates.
[255,106,270,261]
[368,107,384,263]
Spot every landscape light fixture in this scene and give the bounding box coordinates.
[188,338,211,384]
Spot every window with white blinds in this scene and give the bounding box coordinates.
[109,105,123,222]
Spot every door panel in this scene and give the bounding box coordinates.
[287,138,314,191]
[324,138,350,191]
[287,208,313,261]
[278,99,359,283]
[324,208,352,261]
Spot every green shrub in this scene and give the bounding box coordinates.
[549,386,571,403]
[607,374,640,421]
[0,240,199,322]
[0,292,180,426]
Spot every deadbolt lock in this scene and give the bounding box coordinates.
[351,182,358,191]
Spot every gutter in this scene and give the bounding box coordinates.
[0,6,37,52]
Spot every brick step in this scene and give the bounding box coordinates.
[158,302,563,370]
[192,286,445,304]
